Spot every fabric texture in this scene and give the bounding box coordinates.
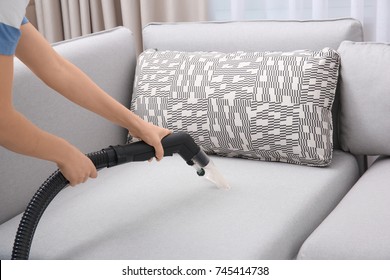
[0,0,29,55]
[338,41,390,155]
[131,48,340,166]
[143,19,363,53]
[0,151,359,260]
[298,156,390,260]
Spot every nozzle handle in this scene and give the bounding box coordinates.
[105,132,206,167]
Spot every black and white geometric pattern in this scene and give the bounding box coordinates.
[130,48,340,166]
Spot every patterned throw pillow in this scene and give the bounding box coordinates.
[130,48,340,166]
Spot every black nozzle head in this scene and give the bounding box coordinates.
[196,168,206,176]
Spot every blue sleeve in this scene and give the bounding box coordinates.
[0,17,28,56]
[0,23,22,55]
[0,0,29,55]
[22,16,29,25]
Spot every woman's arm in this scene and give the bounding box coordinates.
[15,22,170,160]
[0,54,97,186]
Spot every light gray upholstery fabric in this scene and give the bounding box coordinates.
[143,19,363,52]
[0,27,136,224]
[338,41,390,155]
[142,19,363,153]
[0,151,359,260]
[297,156,390,260]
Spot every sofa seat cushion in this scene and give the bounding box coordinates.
[297,156,390,260]
[0,150,358,260]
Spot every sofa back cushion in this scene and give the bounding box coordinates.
[142,19,364,150]
[0,27,136,224]
[338,41,390,155]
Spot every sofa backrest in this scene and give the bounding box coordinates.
[143,19,363,52]
[142,18,364,151]
[338,41,390,156]
[0,27,136,224]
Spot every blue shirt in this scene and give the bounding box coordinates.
[0,0,30,55]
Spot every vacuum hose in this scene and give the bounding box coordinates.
[11,132,209,260]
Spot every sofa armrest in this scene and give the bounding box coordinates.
[297,156,390,259]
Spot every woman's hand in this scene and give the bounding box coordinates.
[128,115,172,161]
[56,146,97,186]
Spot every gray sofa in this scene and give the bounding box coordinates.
[1,18,389,260]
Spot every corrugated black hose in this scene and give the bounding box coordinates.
[11,149,115,260]
[11,132,209,260]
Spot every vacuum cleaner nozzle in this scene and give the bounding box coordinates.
[108,132,230,189]
[187,150,230,189]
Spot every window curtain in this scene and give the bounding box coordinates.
[211,0,390,42]
[28,0,208,54]
[27,0,390,47]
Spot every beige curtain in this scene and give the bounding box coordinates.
[28,0,208,54]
